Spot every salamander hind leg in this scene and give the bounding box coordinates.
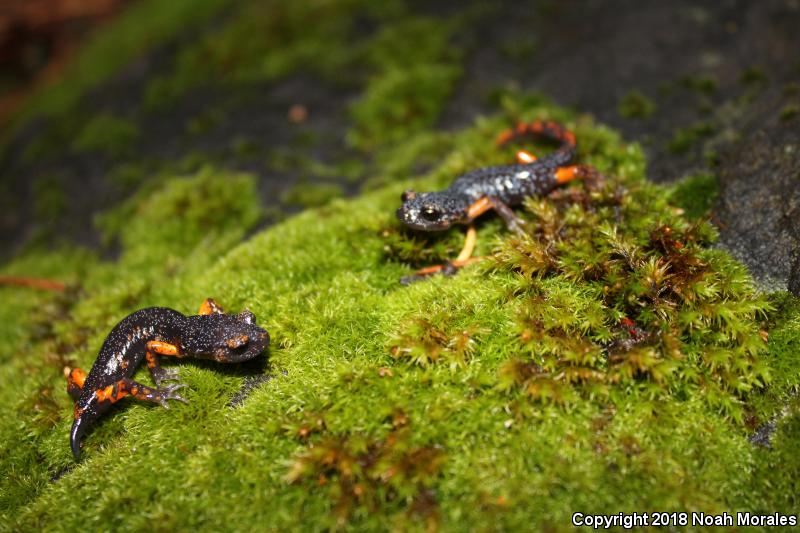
[467,196,526,235]
[91,378,187,409]
[70,378,187,460]
[144,340,184,386]
[554,164,590,184]
[127,380,188,409]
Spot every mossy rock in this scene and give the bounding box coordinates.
[1,101,798,531]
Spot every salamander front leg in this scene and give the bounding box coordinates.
[400,226,483,285]
[145,340,183,386]
[555,164,601,185]
[467,196,526,235]
[198,298,225,315]
[145,351,180,386]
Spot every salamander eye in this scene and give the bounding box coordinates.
[420,206,440,221]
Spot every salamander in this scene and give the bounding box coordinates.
[397,120,592,232]
[65,298,269,460]
[396,120,596,281]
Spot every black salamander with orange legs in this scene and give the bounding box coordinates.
[396,120,597,282]
[65,298,269,460]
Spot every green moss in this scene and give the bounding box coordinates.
[347,17,464,150]
[71,114,140,158]
[783,82,800,96]
[142,0,406,110]
[348,64,462,150]
[680,74,718,94]
[280,183,343,208]
[105,162,149,189]
[285,413,445,529]
[1,94,798,531]
[779,104,799,122]
[668,172,719,220]
[739,66,768,86]
[95,166,261,257]
[5,0,232,133]
[32,175,68,220]
[617,90,656,119]
[230,136,261,159]
[499,36,537,61]
[185,109,224,136]
[666,121,716,154]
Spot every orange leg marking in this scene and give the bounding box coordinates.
[65,367,87,400]
[95,382,129,404]
[467,197,493,220]
[411,257,485,277]
[516,150,537,163]
[65,367,86,388]
[198,298,224,315]
[93,378,185,407]
[455,225,477,263]
[555,165,583,184]
[408,226,481,280]
[146,340,182,357]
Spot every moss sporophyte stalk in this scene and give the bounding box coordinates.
[1,93,795,530]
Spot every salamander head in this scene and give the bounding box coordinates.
[396,189,471,231]
[183,311,269,363]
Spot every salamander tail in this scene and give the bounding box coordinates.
[496,120,577,166]
[70,414,87,461]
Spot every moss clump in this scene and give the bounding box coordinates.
[280,183,343,208]
[71,114,140,158]
[783,82,800,96]
[680,74,718,94]
[498,36,537,61]
[668,171,719,220]
[389,312,486,368]
[779,104,799,122]
[739,66,768,86]
[32,175,68,220]
[142,0,407,110]
[95,166,261,259]
[490,177,767,418]
[347,17,463,150]
[617,90,656,119]
[666,121,716,154]
[285,412,444,529]
[6,0,231,133]
[348,64,462,150]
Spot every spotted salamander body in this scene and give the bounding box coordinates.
[66,298,269,460]
[397,120,590,232]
